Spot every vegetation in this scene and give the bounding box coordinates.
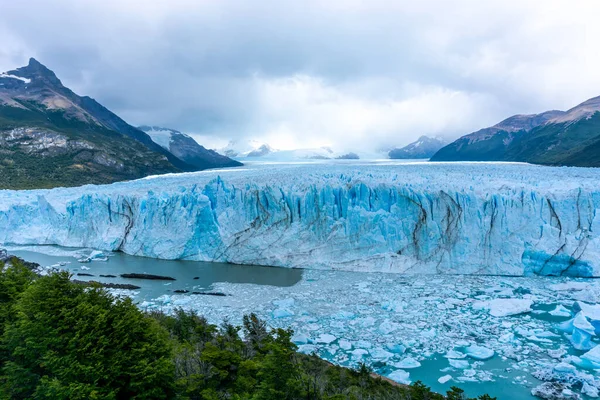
[431,111,600,167]
[0,257,496,399]
[0,103,178,190]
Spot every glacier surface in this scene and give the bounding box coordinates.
[1,162,599,276]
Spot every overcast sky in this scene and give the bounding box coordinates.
[1,0,600,151]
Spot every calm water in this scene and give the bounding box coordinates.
[10,248,303,299]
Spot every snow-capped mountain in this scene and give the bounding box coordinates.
[139,126,241,169]
[219,140,364,161]
[388,136,447,159]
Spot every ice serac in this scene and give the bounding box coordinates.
[0,163,599,276]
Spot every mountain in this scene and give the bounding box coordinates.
[219,140,366,161]
[0,58,195,189]
[431,96,600,167]
[388,136,447,159]
[139,126,242,169]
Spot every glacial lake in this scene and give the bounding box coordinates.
[9,245,600,400]
[9,247,304,298]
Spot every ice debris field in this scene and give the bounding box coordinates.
[137,271,600,399]
[1,162,600,276]
[31,249,600,400]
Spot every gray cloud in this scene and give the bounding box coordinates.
[1,0,599,151]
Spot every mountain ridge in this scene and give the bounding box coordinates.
[139,125,242,169]
[388,136,447,159]
[0,58,237,189]
[431,96,600,166]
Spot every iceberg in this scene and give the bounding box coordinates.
[388,370,411,385]
[472,298,533,317]
[393,357,421,369]
[449,359,470,369]
[549,305,572,318]
[464,345,494,360]
[580,345,600,369]
[0,163,599,276]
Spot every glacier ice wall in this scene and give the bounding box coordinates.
[0,163,599,276]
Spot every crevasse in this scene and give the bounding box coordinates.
[0,163,598,276]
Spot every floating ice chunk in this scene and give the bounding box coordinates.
[155,294,171,304]
[569,329,596,351]
[438,374,452,384]
[548,348,567,359]
[386,343,406,354]
[139,301,155,309]
[573,312,596,336]
[394,357,421,369]
[421,328,436,338]
[351,349,369,359]
[333,311,355,320]
[580,345,600,369]
[549,305,572,318]
[574,302,600,322]
[354,340,373,349]
[388,370,411,385]
[464,345,494,360]
[583,382,599,398]
[297,344,318,354]
[531,382,582,400]
[357,316,376,327]
[560,312,596,336]
[445,350,467,359]
[273,298,295,308]
[499,332,516,343]
[371,347,394,361]
[550,282,590,291]
[80,266,90,271]
[381,300,404,312]
[89,250,105,259]
[472,298,532,317]
[553,363,577,374]
[292,333,310,344]
[534,330,560,339]
[173,297,191,306]
[272,308,294,318]
[315,334,337,344]
[449,359,470,369]
[378,320,399,334]
[339,339,352,351]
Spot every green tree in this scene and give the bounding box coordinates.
[253,328,301,400]
[1,272,175,399]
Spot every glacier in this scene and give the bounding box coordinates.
[0,161,599,276]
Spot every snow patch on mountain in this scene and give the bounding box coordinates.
[0,73,31,84]
[143,127,174,150]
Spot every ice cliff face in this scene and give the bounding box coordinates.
[0,163,599,276]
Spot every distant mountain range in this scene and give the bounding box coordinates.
[0,58,239,189]
[431,96,600,167]
[139,126,241,169]
[219,140,363,161]
[388,136,447,159]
